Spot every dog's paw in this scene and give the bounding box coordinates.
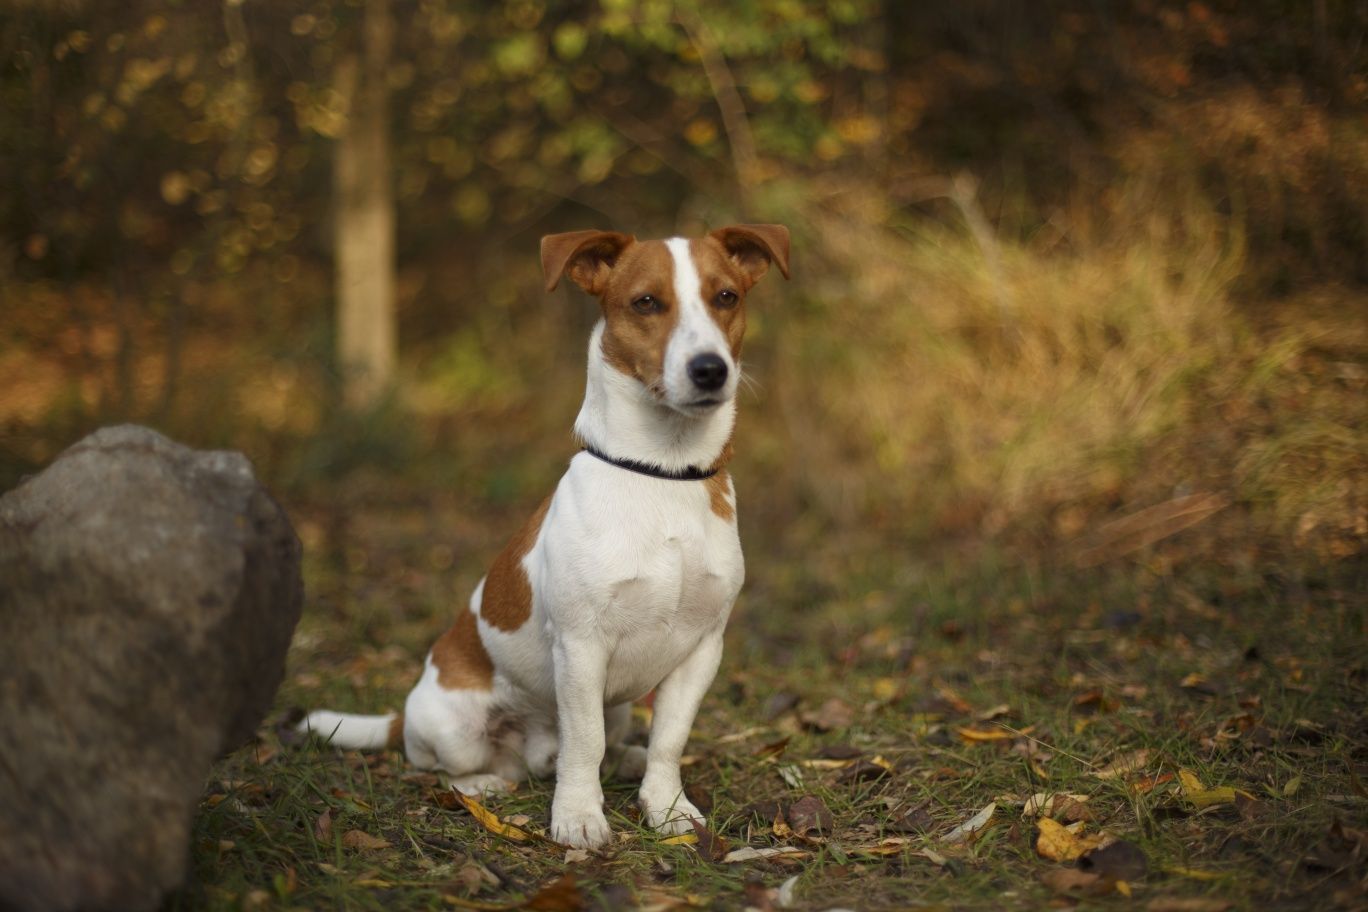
[640,795,706,836]
[604,744,648,781]
[549,807,612,849]
[449,773,511,797]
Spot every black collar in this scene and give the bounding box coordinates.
[582,445,718,481]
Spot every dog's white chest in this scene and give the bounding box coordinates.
[525,456,743,704]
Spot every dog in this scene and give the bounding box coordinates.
[299,224,789,849]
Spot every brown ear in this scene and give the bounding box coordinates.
[540,230,635,295]
[710,224,790,288]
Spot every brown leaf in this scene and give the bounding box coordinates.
[1040,868,1105,895]
[1079,839,1149,880]
[341,829,390,851]
[752,737,791,760]
[787,795,834,836]
[1092,748,1150,780]
[816,743,864,760]
[887,800,935,834]
[1145,899,1232,912]
[313,808,333,842]
[800,697,854,732]
[691,820,730,863]
[837,759,891,784]
[762,692,800,720]
[524,874,585,912]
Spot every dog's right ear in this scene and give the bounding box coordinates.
[540,230,636,295]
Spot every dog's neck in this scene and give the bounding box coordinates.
[574,320,736,474]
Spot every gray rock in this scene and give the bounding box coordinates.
[0,425,302,912]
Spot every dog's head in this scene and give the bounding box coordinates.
[541,225,789,415]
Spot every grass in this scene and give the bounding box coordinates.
[170,494,1366,911]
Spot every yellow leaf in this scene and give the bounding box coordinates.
[1283,775,1302,797]
[661,832,698,845]
[1178,769,1205,794]
[1161,865,1226,881]
[1183,786,1256,808]
[1036,818,1106,862]
[872,677,899,701]
[955,726,1013,743]
[454,792,533,842]
[355,879,393,888]
[1116,880,1132,897]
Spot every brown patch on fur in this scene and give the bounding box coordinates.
[705,469,735,522]
[598,240,680,386]
[688,238,754,359]
[479,495,551,632]
[387,713,405,748]
[431,608,495,690]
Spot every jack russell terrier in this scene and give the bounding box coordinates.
[300,224,790,849]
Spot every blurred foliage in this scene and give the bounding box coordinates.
[1,0,1364,578]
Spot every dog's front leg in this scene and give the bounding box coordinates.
[639,630,724,835]
[549,635,612,849]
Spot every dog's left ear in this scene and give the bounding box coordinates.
[541,230,636,295]
[710,224,790,289]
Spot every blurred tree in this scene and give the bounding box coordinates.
[334,0,396,409]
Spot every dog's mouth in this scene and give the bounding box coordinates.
[688,397,723,409]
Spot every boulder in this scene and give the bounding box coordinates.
[0,425,302,912]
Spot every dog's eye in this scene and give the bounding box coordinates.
[714,290,739,308]
[632,295,663,314]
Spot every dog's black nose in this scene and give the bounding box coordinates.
[687,353,728,391]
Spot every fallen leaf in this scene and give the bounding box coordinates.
[341,829,390,851]
[955,725,1015,743]
[1035,818,1106,862]
[455,792,534,842]
[563,848,589,864]
[661,832,698,846]
[691,820,730,863]
[762,692,800,720]
[775,874,799,908]
[1093,749,1150,780]
[1021,792,1091,820]
[355,878,394,888]
[796,758,855,770]
[1130,772,1175,795]
[975,703,1012,721]
[837,759,891,784]
[1178,769,1204,794]
[314,808,333,842]
[753,737,791,760]
[721,846,810,863]
[942,801,996,844]
[1145,899,1232,912]
[1040,868,1105,895]
[816,744,864,760]
[1283,775,1302,797]
[887,800,935,833]
[777,764,804,788]
[800,698,855,732]
[1079,839,1149,880]
[787,796,834,836]
[524,874,585,911]
[1161,865,1226,881]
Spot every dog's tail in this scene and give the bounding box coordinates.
[298,710,404,751]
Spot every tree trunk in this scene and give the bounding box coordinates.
[334,0,395,410]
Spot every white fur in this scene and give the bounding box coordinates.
[301,239,743,848]
[661,237,739,410]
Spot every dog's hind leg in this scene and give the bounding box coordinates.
[603,702,647,781]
